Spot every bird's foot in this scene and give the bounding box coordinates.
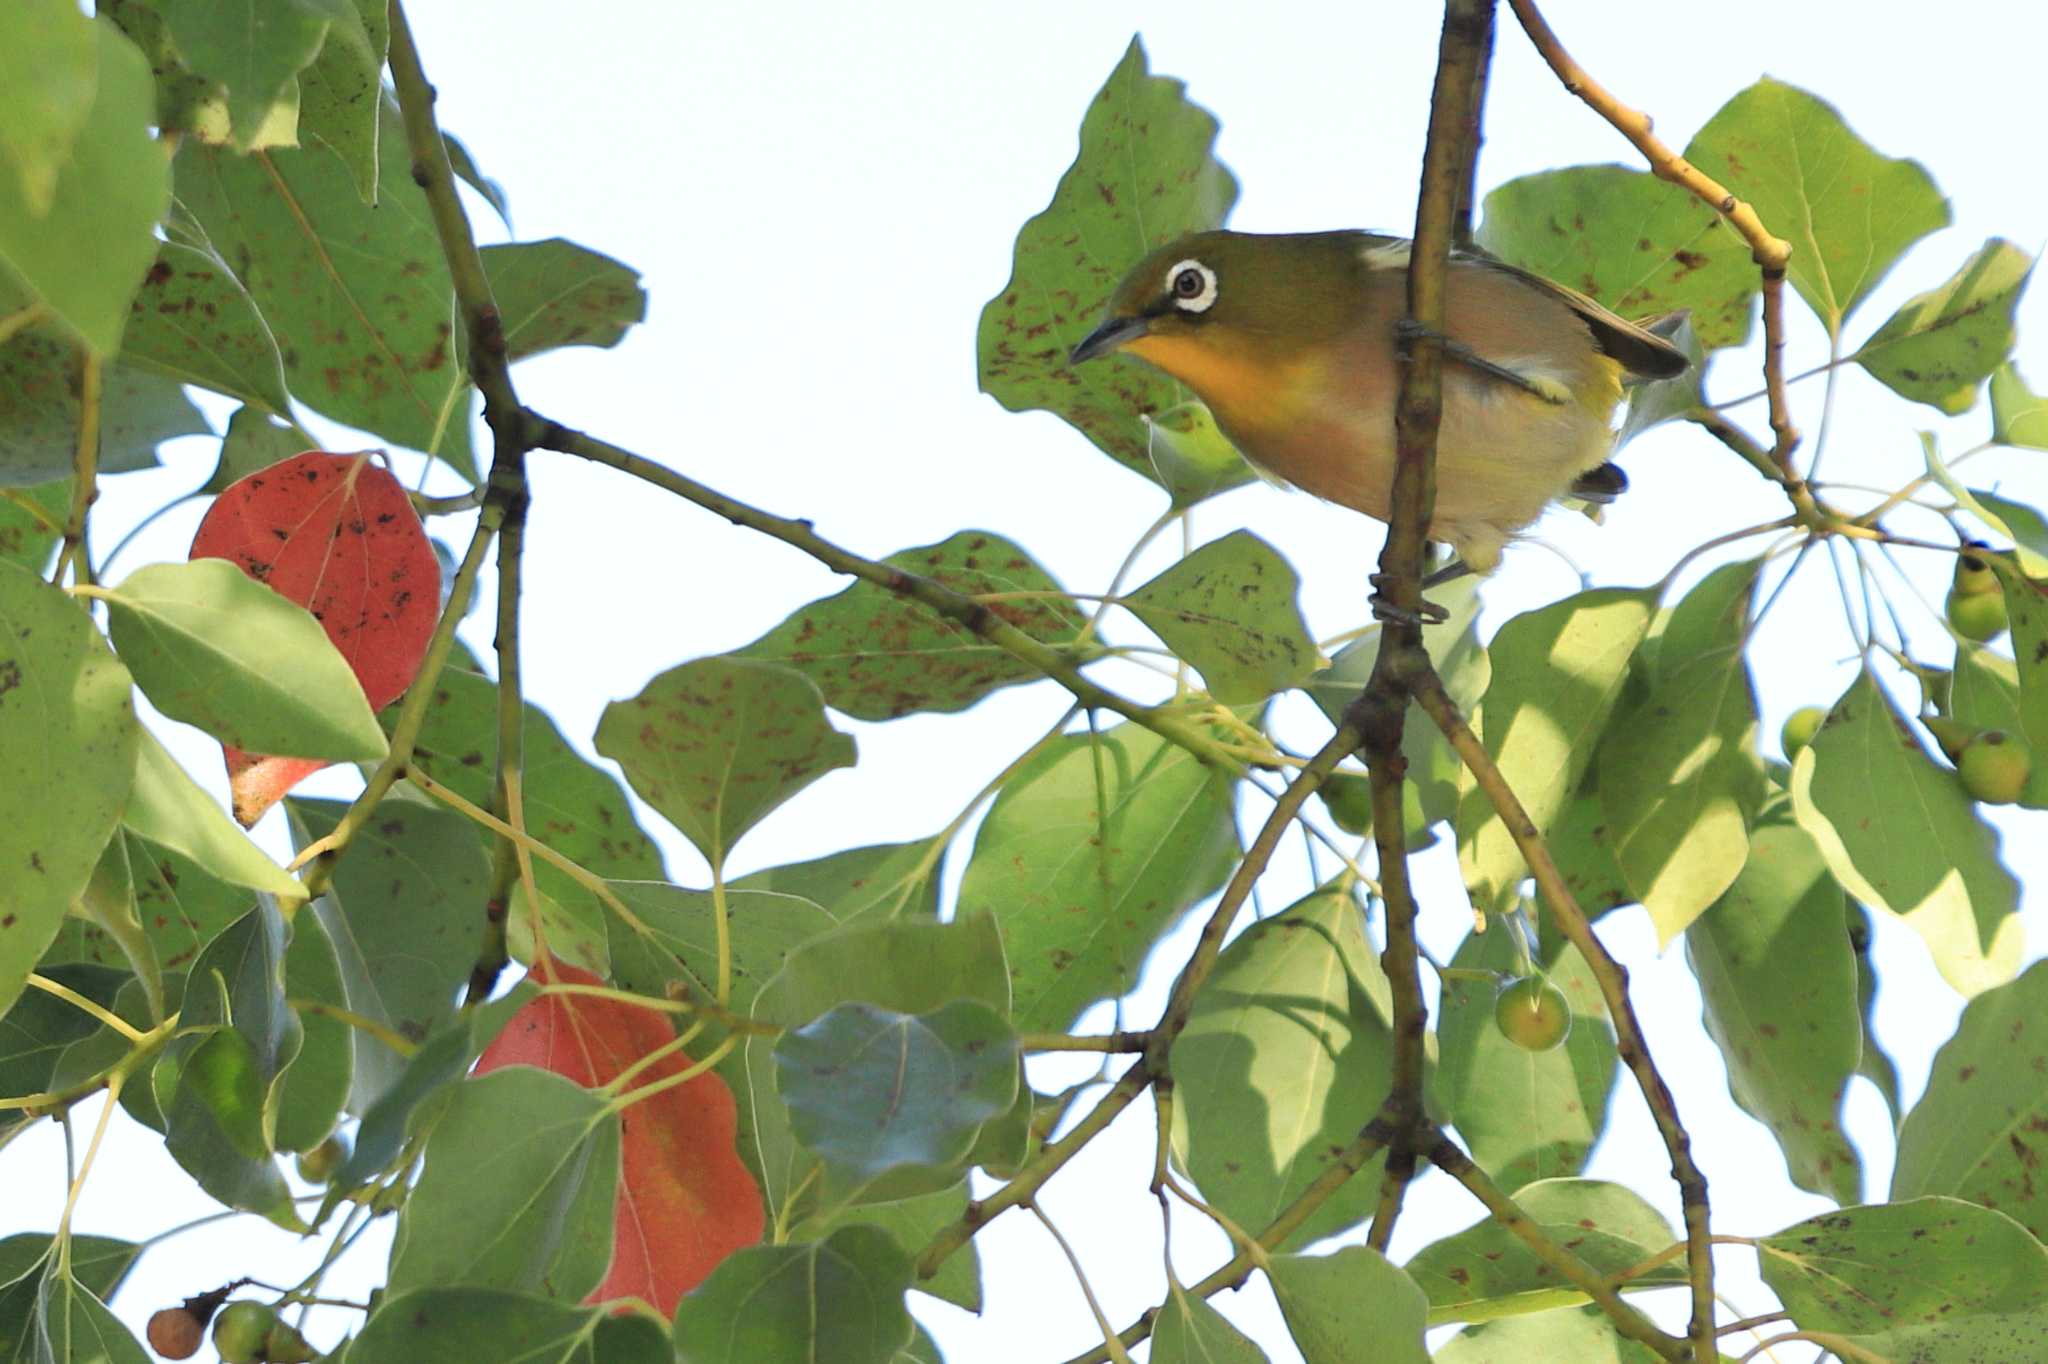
[1369,573,1451,628]
[1392,319,1569,405]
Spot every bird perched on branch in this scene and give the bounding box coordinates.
[1069,230,1687,589]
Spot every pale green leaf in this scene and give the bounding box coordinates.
[1152,1280,1268,1363]
[1268,1247,1428,1364]
[0,0,98,216]
[482,239,646,362]
[1432,1306,1665,1363]
[1858,239,2034,414]
[124,726,305,905]
[1992,363,2048,449]
[120,239,292,414]
[1124,530,1319,703]
[0,330,209,486]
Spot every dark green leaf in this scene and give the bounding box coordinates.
[29,1262,150,1364]
[775,1000,1017,1182]
[274,905,351,1152]
[0,329,207,485]
[1687,817,1861,1204]
[1790,668,2021,994]
[1478,166,1756,349]
[1857,239,2034,414]
[1894,960,2048,1240]
[1124,530,1318,703]
[596,657,855,869]
[172,101,477,479]
[388,1068,619,1302]
[957,719,1236,1030]
[0,560,138,1017]
[102,559,388,761]
[349,1288,602,1361]
[158,0,329,151]
[44,830,251,980]
[790,1186,982,1316]
[605,883,838,1024]
[202,404,305,494]
[0,16,169,355]
[289,796,487,1111]
[121,240,292,413]
[482,240,646,362]
[0,480,66,574]
[1173,886,1393,1247]
[1404,1180,1683,1325]
[976,38,1242,486]
[670,1226,913,1364]
[1686,77,1949,328]
[1268,1247,1428,1364]
[736,531,1088,721]
[0,964,123,1099]
[1458,588,1653,914]
[1432,928,1616,1192]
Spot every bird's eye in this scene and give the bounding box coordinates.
[1164,259,1217,313]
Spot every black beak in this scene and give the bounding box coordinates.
[1069,315,1150,365]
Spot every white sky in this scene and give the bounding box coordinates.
[8,3,2048,1361]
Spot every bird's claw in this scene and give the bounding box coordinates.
[1369,574,1450,628]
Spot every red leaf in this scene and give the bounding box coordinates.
[189,452,440,821]
[476,959,765,1313]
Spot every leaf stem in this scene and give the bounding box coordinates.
[23,974,144,1043]
[53,347,100,587]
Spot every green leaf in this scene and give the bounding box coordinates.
[0,330,208,485]
[0,0,97,216]
[172,100,477,479]
[1543,792,1637,922]
[44,831,247,986]
[1857,239,2035,413]
[349,1289,603,1361]
[101,559,388,761]
[1685,77,1949,329]
[124,726,306,906]
[443,132,509,227]
[1847,901,1903,1126]
[1457,588,1653,914]
[274,905,351,1152]
[596,657,856,868]
[1432,928,1616,1192]
[976,37,1243,486]
[1790,668,2022,994]
[1431,1305,1666,1363]
[775,1000,1018,1182]
[670,1226,914,1364]
[1142,400,1253,508]
[2001,573,2048,758]
[732,839,941,922]
[1268,1247,1428,1364]
[1686,818,1861,1205]
[790,1186,982,1316]
[202,404,306,495]
[1992,362,2048,449]
[1597,560,1764,942]
[29,1262,150,1364]
[295,0,387,202]
[0,480,66,574]
[957,719,1236,1031]
[0,560,137,1018]
[120,239,292,414]
[1124,530,1319,703]
[0,964,124,1099]
[605,883,840,1022]
[1477,166,1757,349]
[289,796,488,1111]
[1405,1180,1684,1326]
[1172,886,1394,1247]
[481,240,646,362]
[0,1234,139,1359]
[1894,960,2048,1240]
[742,916,1009,1220]
[736,531,1088,722]
[1759,1197,2048,1335]
[1152,1280,1267,1363]
[389,1068,620,1302]
[1970,490,2048,581]
[0,16,169,355]
[158,0,329,151]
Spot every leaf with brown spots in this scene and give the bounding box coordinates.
[1895,961,2048,1241]
[480,239,646,363]
[121,239,293,414]
[976,38,1245,488]
[738,530,1089,721]
[0,326,209,486]
[595,657,855,868]
[191,451,439,824]
[1124,529,1318,704]
[1857,238,2034,415]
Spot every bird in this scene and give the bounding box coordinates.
[1067,229,1688,584]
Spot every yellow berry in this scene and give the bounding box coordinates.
[1780,706,1827,756]
[1958,730,2032,805]
[1494,977,1571,1052]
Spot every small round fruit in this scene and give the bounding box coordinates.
[1953,540,2001,596]
[1780,706,1827,756]
[210,1301,275,1364]
[264,1318,319,1363]
[1923,715,1979,764]
[1494,977,1572,1052]
[1958,730,2032,805]
[146,1307,203,1360]
[295,1132,349,1184]
[1947,587,2009,641]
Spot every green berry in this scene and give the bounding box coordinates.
[1958,730,2032,805]
[1780,706,1827,756]
[1494,977,1571,1052]
[1947,587,2009,641]
[264,1318,319,1363]
[211,1301,275,1364]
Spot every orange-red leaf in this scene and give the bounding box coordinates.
[475,960,765,1313]
[189,452,439,821]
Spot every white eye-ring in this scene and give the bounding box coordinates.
[1165,259,1218,313]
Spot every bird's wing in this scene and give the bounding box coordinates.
[1457,248,1690,380]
